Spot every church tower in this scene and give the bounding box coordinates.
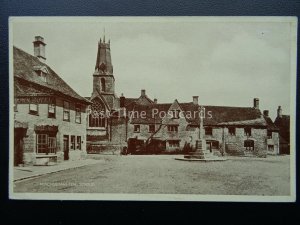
[92,35,116,110]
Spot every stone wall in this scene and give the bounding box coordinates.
[14,96,88,165]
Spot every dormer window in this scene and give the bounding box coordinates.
[33,65,49,82]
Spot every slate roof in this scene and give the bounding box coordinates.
[14,46,90,104]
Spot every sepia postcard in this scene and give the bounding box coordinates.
[9,17,297,201]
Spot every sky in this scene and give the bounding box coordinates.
[12,17,295,120]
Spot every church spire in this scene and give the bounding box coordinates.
[94,34,113,75]
[103,28,105,42]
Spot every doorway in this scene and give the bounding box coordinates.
[63,135,69,160]
[14,127,27,166]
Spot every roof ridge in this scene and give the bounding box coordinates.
[14,46,90,104]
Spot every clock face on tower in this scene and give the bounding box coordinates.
[99,63,106,72]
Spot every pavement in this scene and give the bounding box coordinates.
[13,159,100,182]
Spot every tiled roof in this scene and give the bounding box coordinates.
[202,105,264,126]
[274,115,290,143]
[14,46,90,104]
[124,97,266,126]
[264,116,279,131]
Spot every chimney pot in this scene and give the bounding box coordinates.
[120,93,125,108]
[253,98,259,109]
[277,106,282,118]
[141,89,146,97]
[263,110,269,117]
[154,98,157,104]
[193,96,199,105]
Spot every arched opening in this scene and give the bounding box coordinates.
[101,78,106,92]
[89,98,106,128]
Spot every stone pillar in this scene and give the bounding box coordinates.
[184,106,211,159]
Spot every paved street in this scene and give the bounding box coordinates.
[14,155,290,196]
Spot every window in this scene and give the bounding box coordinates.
[75,104,81,123]
[168,140,180,148]
[36,134,47,154]
[267,130,272,139]
[244,140,254,151]
[167,125,178,132]
[48,137,57,154]
[36,134,56,154]
[171,110,180,119]
[29,103,38,115]
[268,145,274,151]
[149,124,155,133]
[89,99,106,128]
[229,127,236,135]
[244,127,251,136]
[48,103,56,118]
[77,136,81,150]
[40,71,47,82]
[63,101,70,121]
[134,125,140,133]
[71,135,75,150]
[101,78,106,92]
[205,127,212,135]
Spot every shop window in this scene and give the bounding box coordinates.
[29,103,38,115]
[134,125,140,133]
[63,101,70,121]
[36,134,56,154]
[48,103,56,118]
[71,135,75,150]
[77,136,81,150]
[75,104,81,123]
[229,127,236,135]
[167,125,178,132]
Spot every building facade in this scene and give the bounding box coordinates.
[14,37,91,166]
[86,36,280,157]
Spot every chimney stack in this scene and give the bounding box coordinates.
[141,89,146,97]
[253,98,259,109]
[120,93,125,108]
[263,110,269,117]
[277,106,282,118]
[33,36,46,63]
[154,98,157,104]
[193,96,199,105]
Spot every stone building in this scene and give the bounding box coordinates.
[118,92,280,157]
[274,106,290,154]
[86,36,280,157]
[13,36,91,166]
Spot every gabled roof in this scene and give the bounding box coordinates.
[124,96,266,126]
[274,115,290,129]
[14,46,90,104]
[263,116,279,131]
